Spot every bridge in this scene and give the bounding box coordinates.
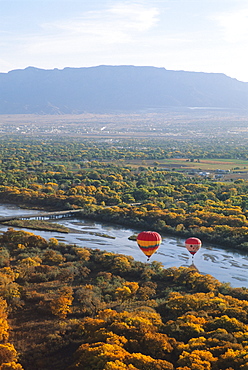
[0,209,84,223]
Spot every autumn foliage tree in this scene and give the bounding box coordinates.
[50,286,74,319]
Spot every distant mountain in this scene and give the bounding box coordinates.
[0,65,248,114]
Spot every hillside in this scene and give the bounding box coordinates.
[0,65,248,114]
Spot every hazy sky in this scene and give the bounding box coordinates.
[1,0,248,81]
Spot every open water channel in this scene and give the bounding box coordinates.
[0,204,248,289]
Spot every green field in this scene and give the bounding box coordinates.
[123,157,248,171]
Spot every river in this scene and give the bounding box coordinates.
[0,204,248,289]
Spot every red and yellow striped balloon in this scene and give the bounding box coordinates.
[137,231,162,261]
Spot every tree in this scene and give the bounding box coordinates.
[177,349,217,370]
[0,298,9,342]
[50,286,73,319]
[0,344,19,366]
[0,362,24,369]
[42,249,65,265]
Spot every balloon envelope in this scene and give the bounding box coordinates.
[185,237,201,255]
[137,231,162,260]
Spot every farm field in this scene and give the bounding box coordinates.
[123,157,248,170]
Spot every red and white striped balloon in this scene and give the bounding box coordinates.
[185,237,201,255]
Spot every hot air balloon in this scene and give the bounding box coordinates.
[137,231,162,261]
[185,237,201,256]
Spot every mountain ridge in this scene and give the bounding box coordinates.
[0,65,247,114]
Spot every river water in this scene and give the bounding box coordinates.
[0,204,248,289]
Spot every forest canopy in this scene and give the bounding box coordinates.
[0,134,248,369]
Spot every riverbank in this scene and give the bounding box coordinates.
[2,219,70,233]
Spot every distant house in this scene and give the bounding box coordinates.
[199,172,210,177]
[216,169,230,173]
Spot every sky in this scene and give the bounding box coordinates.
[1,0,248,82]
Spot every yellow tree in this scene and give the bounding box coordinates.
[0,362,24,369]
[177,349,217,370]
[50,286,73,319]
[0,344,19,366]
[0,298,9,342]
